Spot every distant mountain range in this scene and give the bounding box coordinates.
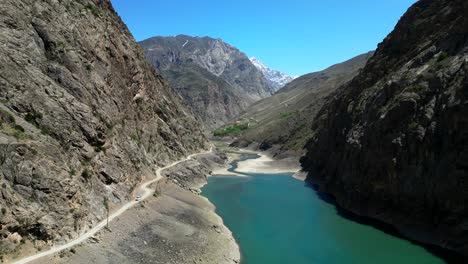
[140,35,273,129]
[250,57,296,91]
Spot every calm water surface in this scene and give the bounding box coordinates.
[201,154,444,264]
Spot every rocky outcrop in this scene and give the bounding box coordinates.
[301,0,468,256]
[232,52,373,157]
[140,35,273,130]
[0,0,208,254]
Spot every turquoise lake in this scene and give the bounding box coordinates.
[201,154,445,264]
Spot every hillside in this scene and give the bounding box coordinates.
[231,52,373,157]
[140,35,273,129]
[301,0,468,256]
[0,0,208,256]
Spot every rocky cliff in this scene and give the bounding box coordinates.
[301,0,468,256]
[232,52,373,157]
[140,35,273,130]
[0,0,208,255]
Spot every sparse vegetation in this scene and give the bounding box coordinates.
[0,108,15,124]
[437,51,449,62]
[81,168,92,180]
[40,126,51,136]
[0,109,29,140]
[24,112,43,127]
[86,4,103,17]
[1,123,28,140]
[279,111,297,119]
[94,144,104,153]
[130,132,141,145]
[213,123,249,136]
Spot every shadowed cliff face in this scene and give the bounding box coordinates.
[140,35,273,130]
[0,0,208,250]
[301,0,468,256]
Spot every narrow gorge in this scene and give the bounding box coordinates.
[0,0,467,263]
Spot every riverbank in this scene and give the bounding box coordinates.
[236,150,300,174]
[25,150,240,264]
[211,140,304,178]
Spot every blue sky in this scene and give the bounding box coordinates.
[111,0,417,76]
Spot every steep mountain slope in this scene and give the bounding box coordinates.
[301,0,468,256]
[250,57,296,91]
[0,0,208,254]
[140,35,273,129]
[232,52,373,157]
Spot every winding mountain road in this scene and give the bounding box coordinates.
[13,147,213,264]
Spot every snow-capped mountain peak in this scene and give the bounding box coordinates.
[250,57,296,91]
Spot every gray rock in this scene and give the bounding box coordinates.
[140,35,273,130]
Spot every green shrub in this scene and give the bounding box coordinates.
[437,51,449,62]
[408,121,419,130]
[14,124,24,132]
[1,123,28,140]
[40,127,50,136]
[81,168,92,180]
[25,112,43,126]
[130,133,141,145]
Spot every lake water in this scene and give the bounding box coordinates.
[201,154,444,264]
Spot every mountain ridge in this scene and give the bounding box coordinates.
[140,35,273,129]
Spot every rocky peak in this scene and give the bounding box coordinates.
[250,57,296,91]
